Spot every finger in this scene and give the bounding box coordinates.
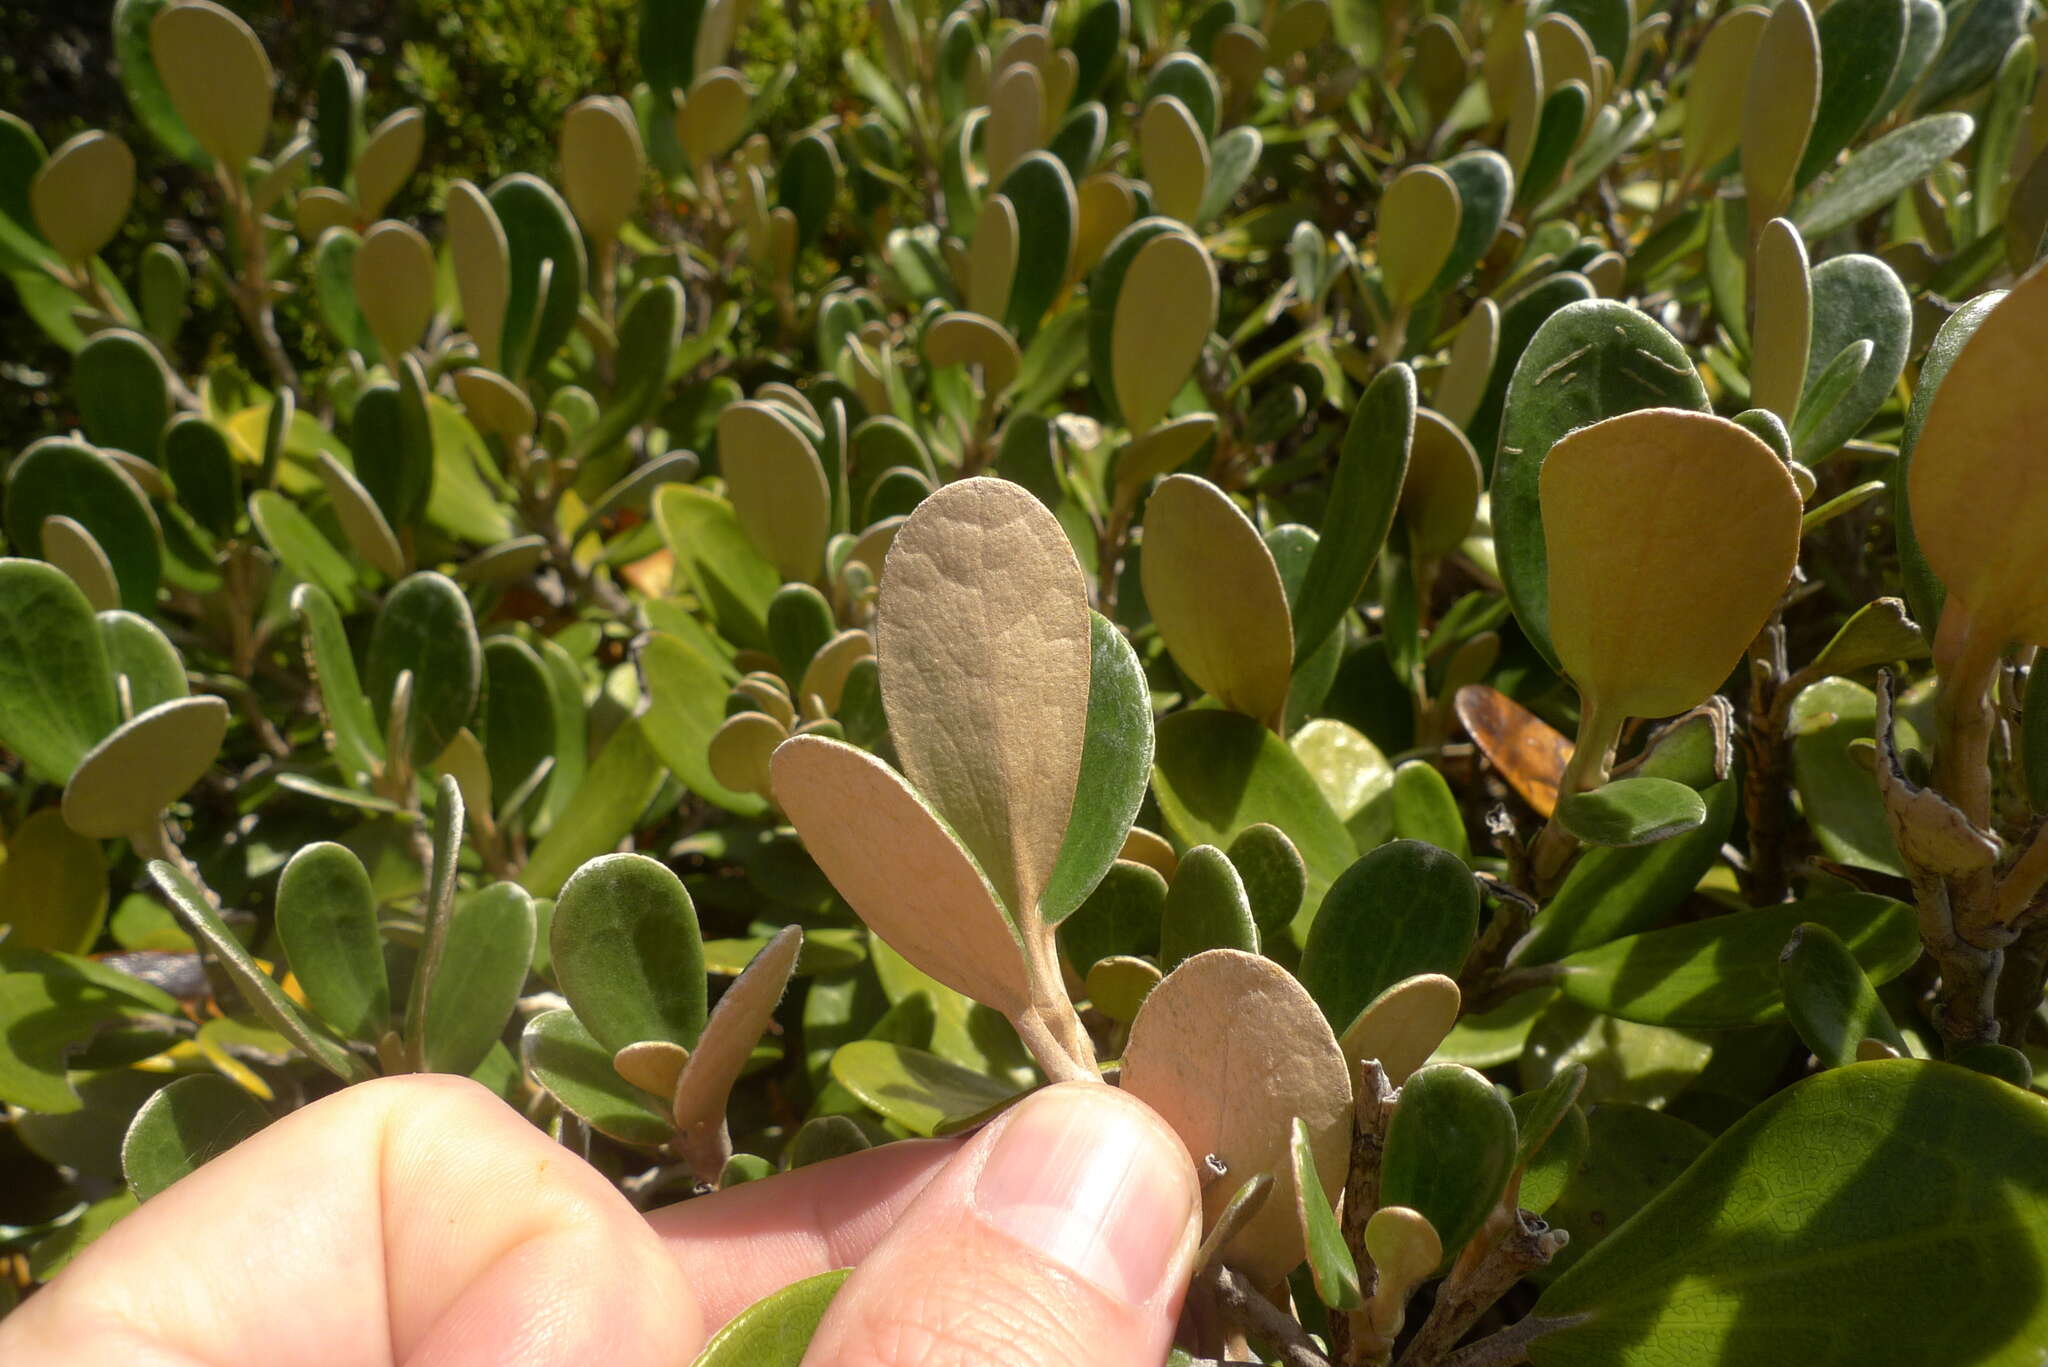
[0,1074,698,1367]
[800,1082,1201,1367]
[647,1134,962,1330]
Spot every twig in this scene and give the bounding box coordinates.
[1330,1061,1395,1366]
[1435,1312,1582,1367]
[1206,1264,1333,1367]
[1396,1211,1566,1366]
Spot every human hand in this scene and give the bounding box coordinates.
[0,1074,1201,1367]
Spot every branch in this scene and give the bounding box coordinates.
[1435,1312,1583,1367]
[1396,1211,1566,1367]
[1205,1264,1333,1367]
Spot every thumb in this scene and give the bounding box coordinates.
[801,1081,1201,1367]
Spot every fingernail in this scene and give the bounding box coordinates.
[972,1085,1196,1306]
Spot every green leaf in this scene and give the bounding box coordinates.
[1293,1114,1363,1310]
[1430,150,1513,296]
[1515,782,1738,964]
[1513,1097,1587,1217]
[1059,858,1168,973]
[111,0,207,165]
[1793,113,1974,239]
[1379,1062,1519,1271]
[122,1073,268,1201]
[1796,0,1908,188]
[277,842,388,1043]
[1556,776,1708,848]
[1301,839,1479,1035]
[777,129,840,247]
[691,1269,852,1367]
[1778,920,1906,1069]
[147,861,372,1083]
[1292,363,1416,664]
[479,636,556,818]
[997,153,1076,342]
[1529,1062,2048,1361]
[61,694,228,839]
[1152,709,1355,928]
[366,571,482,766]
[1160,844,1259,971]
[1388,759,1471,860]
[289,583,384,785]
[74,329,171,458]
[0,807,108,953]
[1554,892,1919,1028]
[654,484,780,651]
[1530,1102,1711,1284]
[1226,823,1307,940]
[1042,612,1155,924]
[29,1190,138,1280]
[1789,678,1905,876]
[422,882,535,1075]
[6,438,163,615]
[640,632,775,818]
[829,1039,1025,1137]
[160,415,239,538]
[98,609,186,712]
[491,173,586,377]
[1797,253,1910,461]
[0,558,119,783]
[0,951,180,1114]
[521,1007,673,1146]
[1915,0,2025,110]
[252,488,358,608]
[767,582,837,685]
[551,852,706,1053]
[523,720,665,906]
[1492,301,1706,667]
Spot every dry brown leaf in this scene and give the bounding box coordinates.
[1454,684,1574,817]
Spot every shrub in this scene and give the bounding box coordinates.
[2,0,2047,1361]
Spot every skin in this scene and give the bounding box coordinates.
[0,1075,1200,1367]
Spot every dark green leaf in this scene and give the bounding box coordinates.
[1293,1114,1363,1309]
[1794,113,1974,239]
[828,1038,1024,1137]
[1059,858,1168,973]
[1301,840,1479,1035]
[1043,612,1155,923]
[521,1007,674,1145]
[0,557,119,783]
[691,1269,851,1367]
[1528,1063,2048,1360]
[1226,823,1306,939]
[1152,709,1355,927]
[491,173,587,377]
[1515,782,1737,964]
[1292,363,1415,664]
[366,571,482,765]
[1779,920,1905,1068]
[551,852,706,1053]
[1160,844,1259,971]
[998,152,1076,341]
[148,861,372,1084]
[74,329,170,458]
[1379,1062,1519,1270]
[1797,0,1908,188]
[6,438,163,615]
[276,841,388,1043]
[1554,892,1920,1027]
[1556,776,1708,848]
[420,882,535,1075]
[122,1073,268,1201]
